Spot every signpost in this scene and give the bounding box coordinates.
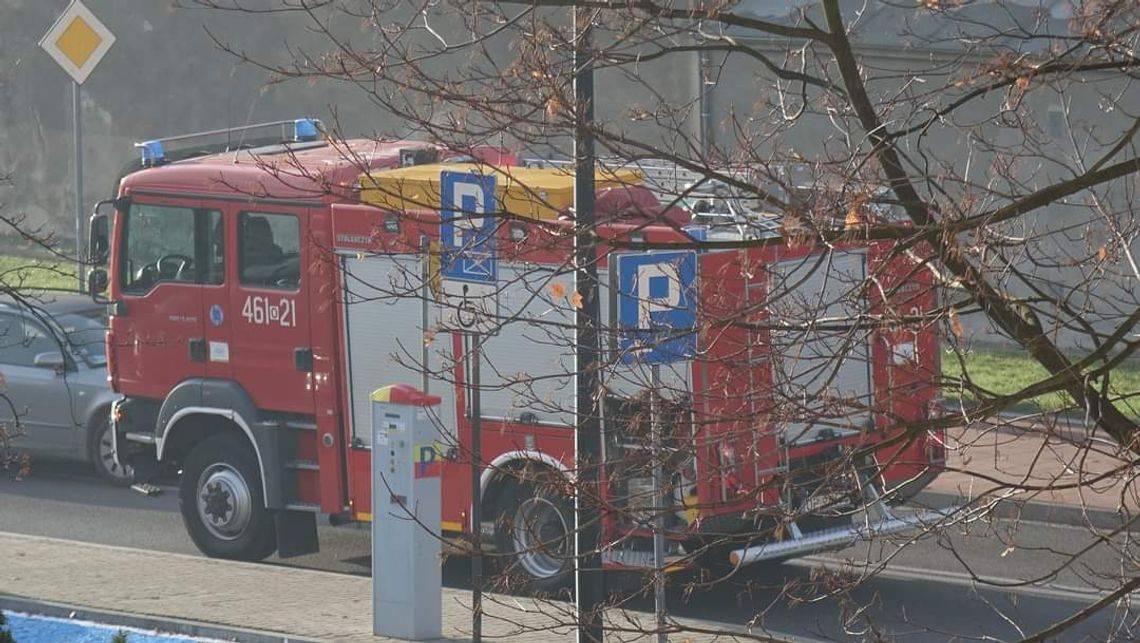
[439,170,499,335]
[616,250,698,643]
[438,169,498,643]
[40,0,115,291]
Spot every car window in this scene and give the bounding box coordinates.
[0,313,60,367]
[58,313,107,367]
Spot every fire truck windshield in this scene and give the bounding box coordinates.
[121,204,223,294]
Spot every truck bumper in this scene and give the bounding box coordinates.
[111,397,158,478]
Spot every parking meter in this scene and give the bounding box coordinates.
[371,384,443,640]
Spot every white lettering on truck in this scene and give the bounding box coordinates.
[242,295,297,327]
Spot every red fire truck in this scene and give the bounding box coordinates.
[87,119,946,587]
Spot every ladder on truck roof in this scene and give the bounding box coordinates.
[521,156,708,201]
[521,156,784,239]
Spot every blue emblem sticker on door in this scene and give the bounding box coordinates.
[209,304,225,327]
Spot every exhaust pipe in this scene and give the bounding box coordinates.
[728,508,954,567]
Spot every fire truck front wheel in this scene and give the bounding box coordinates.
[493,479,573,595]
[179,434,277,561]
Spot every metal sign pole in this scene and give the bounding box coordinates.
[73,80,84,291]
[43,3,115,293]
[421,235,431,394]
[650,363,666,643]
[438,169,496,643]
[470,332,483,643]
[573,3,605,640]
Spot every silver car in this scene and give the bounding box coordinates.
[0,294,130,485]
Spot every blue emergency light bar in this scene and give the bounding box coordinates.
[137,140,165,167]
[294,118,319,142]
[134,117,324,167]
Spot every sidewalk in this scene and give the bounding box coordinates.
[3,427,1135,642]
[918,419,1139,528]
[0,532,756,643]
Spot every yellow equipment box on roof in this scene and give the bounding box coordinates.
[359,163,642,221]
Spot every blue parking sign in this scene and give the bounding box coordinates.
[616,251,698,364]
[440,171,497,283]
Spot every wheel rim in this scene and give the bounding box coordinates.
[197,463,253,541]
[97,423,133,482]
[511,497,570,580]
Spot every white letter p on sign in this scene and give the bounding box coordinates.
[451,181,486,239]
[636,263,681,330]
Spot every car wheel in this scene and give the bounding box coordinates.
[87,416,134,487]
[179,433,277,561]
[493,478,574,596]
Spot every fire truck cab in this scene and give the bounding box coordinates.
[88,119,947,587]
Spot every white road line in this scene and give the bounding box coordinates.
[795,556,1115,602]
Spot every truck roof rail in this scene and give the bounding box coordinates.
[134,118,323,168]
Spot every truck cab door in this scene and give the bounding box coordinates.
[111,200,222,399]
[227,208,314,415]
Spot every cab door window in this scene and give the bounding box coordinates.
[121,204,224,294]
[239,212,300,290]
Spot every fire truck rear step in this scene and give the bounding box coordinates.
[284,502,321,513]
[254,418,317,432]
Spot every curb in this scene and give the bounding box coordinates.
[0,595,320,643]
[913,490,1137,533]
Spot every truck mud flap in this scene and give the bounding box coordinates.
[276,509,319,558]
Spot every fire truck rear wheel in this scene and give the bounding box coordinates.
[493,479,573,595]
[179,434,277,561]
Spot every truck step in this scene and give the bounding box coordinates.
[130,482,164,497]
[285,459,320,471]
[284,502,321,513]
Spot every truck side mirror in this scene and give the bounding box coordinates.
[88,197,127,267]
[89,212,109,266]
[88,268,109,302]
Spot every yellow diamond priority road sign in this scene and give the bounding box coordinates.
[40,0,115,85]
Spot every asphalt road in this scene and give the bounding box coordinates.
[3,460,1137,642]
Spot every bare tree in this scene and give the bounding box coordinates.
[176,1,1140,640]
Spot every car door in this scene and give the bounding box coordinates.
[0,312,78,455]
[111,200,222,399]
[227,208,315,415]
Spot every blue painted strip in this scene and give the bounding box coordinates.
[5,612,217,643]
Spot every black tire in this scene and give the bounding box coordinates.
[87,416,134,487]
[493,478,574,596]
[179,434,277,561]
